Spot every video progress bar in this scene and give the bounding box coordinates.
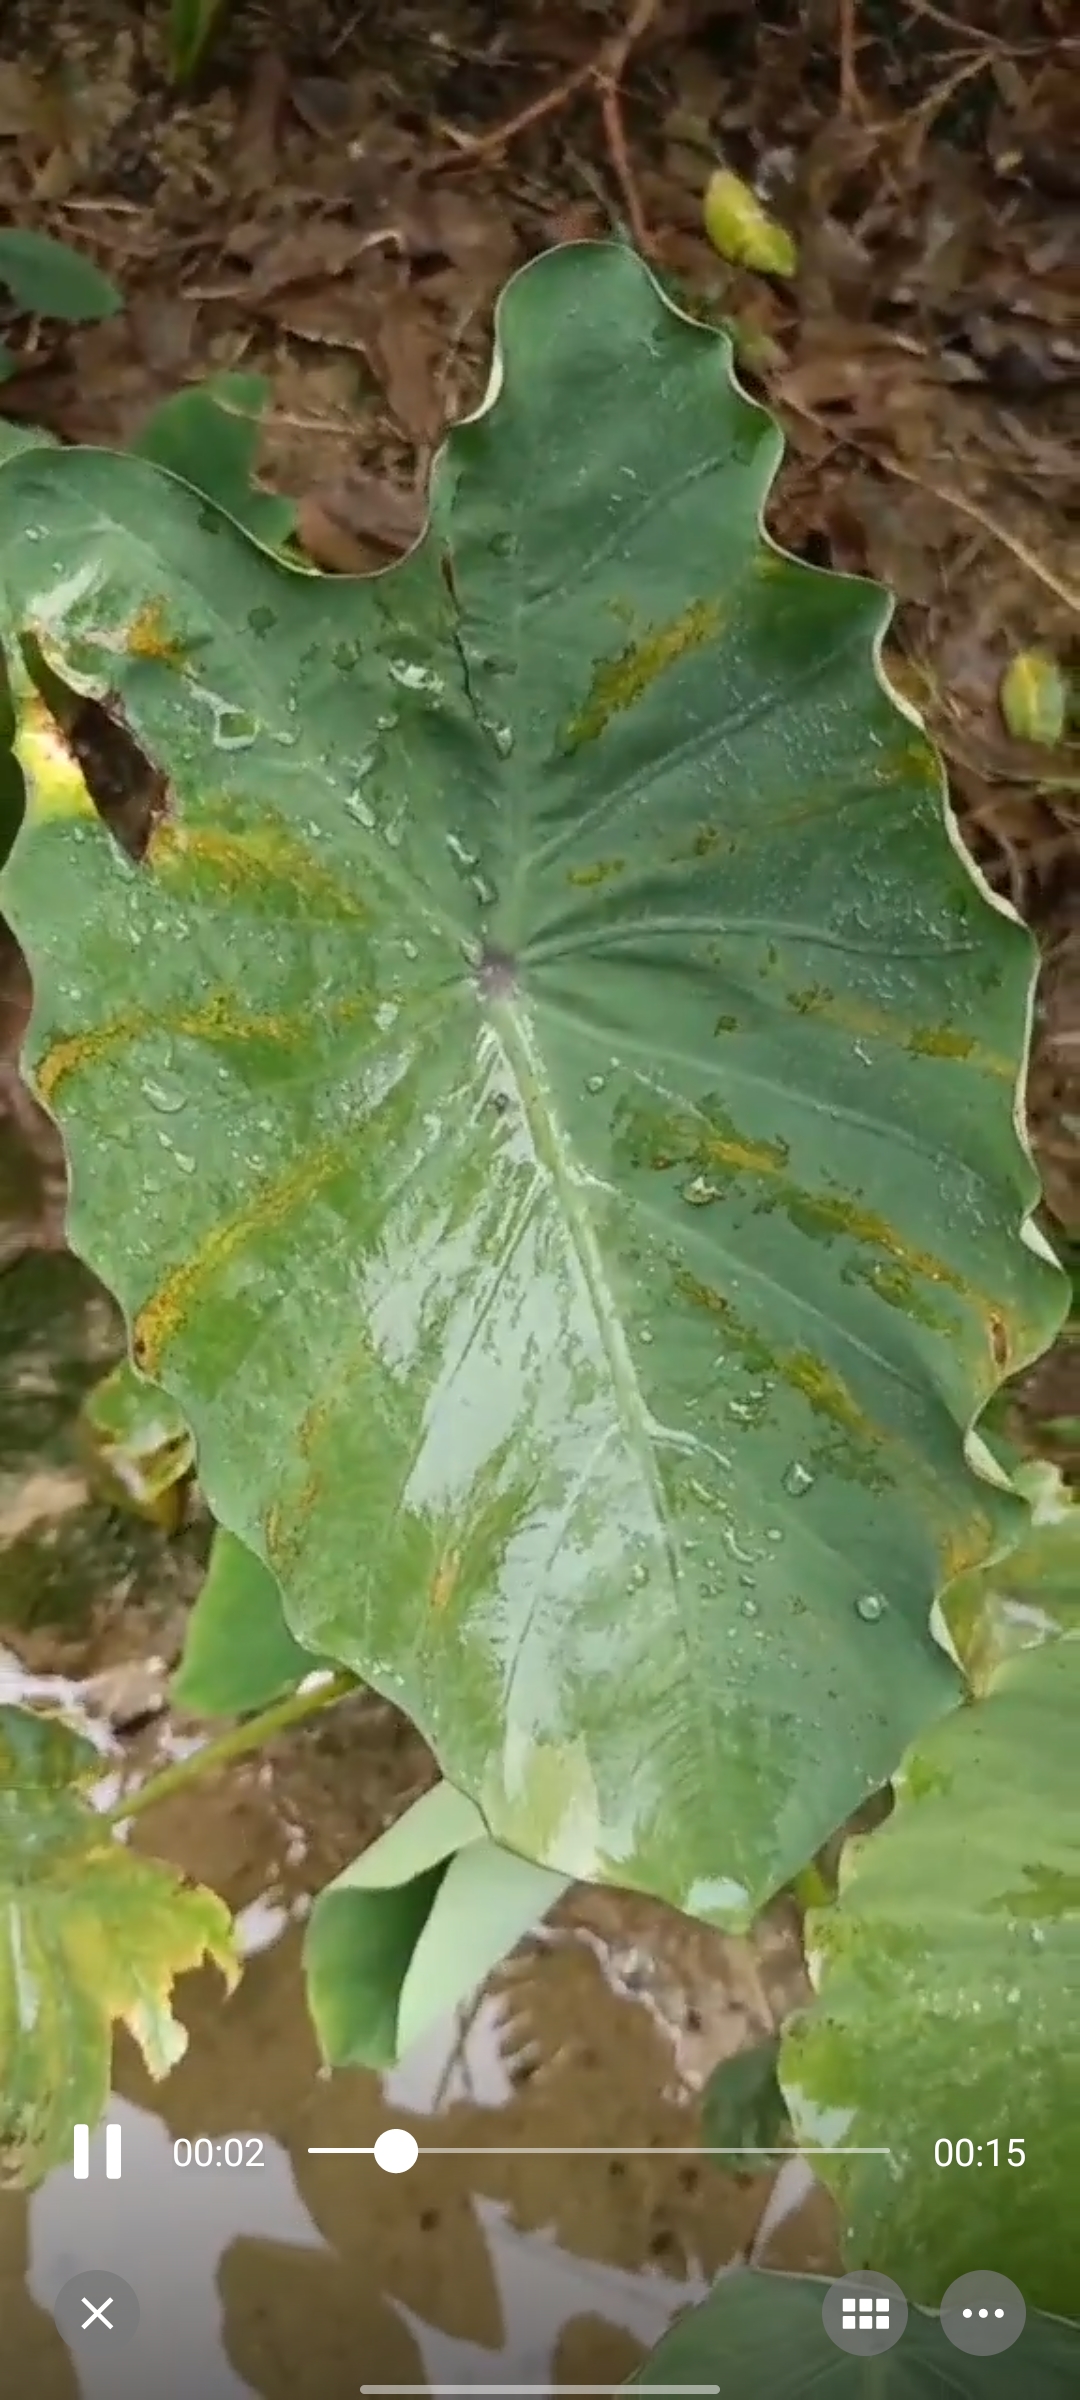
[310,2145,889,2156]
[359,2386,718,2394]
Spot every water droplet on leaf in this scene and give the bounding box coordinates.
[140,1075,186,1116]
[855,1593,886,1622]
[782,1460,815,1496]
[585,1073,606,1094]
[684,1175,719,1205]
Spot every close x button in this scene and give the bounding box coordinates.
[52,2268,140,2351]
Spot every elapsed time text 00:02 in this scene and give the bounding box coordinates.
[173,2137,266,2167]
[934,2138,1025,2166]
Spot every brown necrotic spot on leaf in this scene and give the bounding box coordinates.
[19,635,169,864]
[66,696,168,863]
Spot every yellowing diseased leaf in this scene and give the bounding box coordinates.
[12,690,93,826]
[0,243,1066,1922]
[0,1705,237,2189]
[703,170,797,278]
[1000,649,1067,748]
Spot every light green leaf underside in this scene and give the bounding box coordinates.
[0,1704,236,2188]
[630,2268,1080,2392]
[172,1526,328,1715]
[0,242,1064,1919]
[304,1779,568,2068]
[943,1493,1080,1687]
[781,1634,1080,2317]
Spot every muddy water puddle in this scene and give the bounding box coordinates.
[0,1185,837,2399]
[0,1726,837,2400]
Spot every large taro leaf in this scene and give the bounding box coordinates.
[630,2268,1080,2393]
[0,1704,236,2185]
[780,1634,1080,2317]
[0,242,1064,1921]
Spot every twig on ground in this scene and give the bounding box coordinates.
[434,0,660,253]
[838,0,863,113]
[781,394,1080,617]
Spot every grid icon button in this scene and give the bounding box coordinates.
[823,2273,907,2355]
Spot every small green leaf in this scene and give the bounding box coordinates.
[173,1528,328,1716]
[0,231,121,324]
[780,1635,1080,2317]
[304,1780,569,2069]
[0,1704,236,2187]
[630,2267,1080,2393]
[943,1499,1080,1688]
[133,375,295,552]
[701,2034,788,2168]
[167,0,230,79]
[78,1357,196,1527]
[703,170,797,277]
[1000,650,1067,748]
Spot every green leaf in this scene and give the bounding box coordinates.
[132,375,296,553]
[630,2267,1080,2393]
[780,1635,1080,2317]
[0,1703,236,2186]
[702,169,798,277]
[0,421,59,467]
[701,2034,788,2167]
[173,1528,328,1715]
[0,231,121,325]
[167,0,230,79]
[304,1779,569,2068]
[1000,650,1067,748]
[943,1491,1080,1687]
[0,243,1065,1923]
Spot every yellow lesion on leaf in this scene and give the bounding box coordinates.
[14,696,96,824]
[566,857,626,888]
[906,1024,976,1061]
[134,1131,357,1375]
[33,988,371,1106]
[430,1547,462,1613]
[33,1013,149,1107]
[783,1348,875,1446]
[564,598,725,750]
[675,1272,887,1468]
[872,734,941,789]
[785,983,1012,1079]
[148,818,368,919]
[125,601,190,667]
[937,1511,999,1589]
[779,1187,967,1295]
